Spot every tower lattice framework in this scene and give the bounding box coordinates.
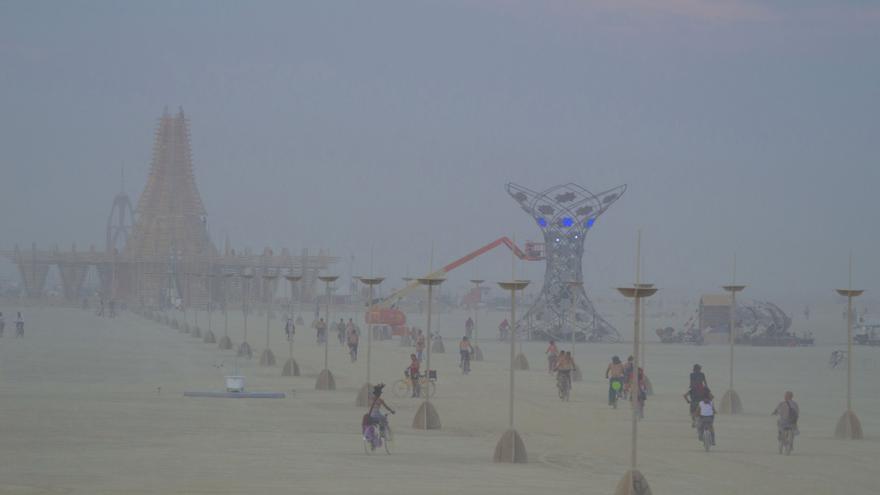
[507,182,626,343]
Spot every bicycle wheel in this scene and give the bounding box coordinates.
[392,380,409,398]
[784,430,793,455]
[703,430,711,452]
[383,427,393,454]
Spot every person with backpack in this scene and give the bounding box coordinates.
[772,391,800,441]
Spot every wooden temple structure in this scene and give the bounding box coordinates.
[2,108,336,307]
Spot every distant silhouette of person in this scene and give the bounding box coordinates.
[15,312,24,337]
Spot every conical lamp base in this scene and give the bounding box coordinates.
[355,382,373,407]
[282,358,300,376]
[473,345,484,361]
[719,389,743,414]
[493,428,527,463]
[315,369,335,390]
[412,401,441,429]
[259,348,276,366]
[514,353,529,370]
[614,469,652,495]
[834,410,863,439]
[237,341,252,359]
[202,330,216,343]
[218,335,233,350]
[432,340,445,353]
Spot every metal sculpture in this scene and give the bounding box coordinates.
[507,182,626,343]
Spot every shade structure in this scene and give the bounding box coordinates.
[218,335,233,350]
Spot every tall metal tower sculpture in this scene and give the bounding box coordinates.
[507,182,626,343]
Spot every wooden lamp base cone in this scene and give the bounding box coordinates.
[281,358,300,376]
[202,330,216,344]
[355,382,373,407]
[412,401,441,429]
[835,410,863,439]
[614,469,652,495]
[315,369,335,390]
[473,345,484,361]
[514,353,529,370]
[719,389,743,414]
[493,428,527,463]
[237,341,252,359]
[218,335,233,350]
[259,348,276,366]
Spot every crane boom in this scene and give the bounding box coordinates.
[378,237,542,308]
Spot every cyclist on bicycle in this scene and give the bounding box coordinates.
[687,364,709,426]
[546,340,559,374]
[697,389,716,446]
[605,355,625,406]
[408,354,421,398]
[459,336,474,374]
[364,384,395,450]
[556,350,573,391]
[772,391,799,442]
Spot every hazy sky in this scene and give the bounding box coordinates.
[1,1,878,303]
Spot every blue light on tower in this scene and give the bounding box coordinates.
[561,217,574,228]
[537,217,547,227]
[585,218,595,229]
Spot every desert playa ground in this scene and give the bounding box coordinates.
[0,304,878,494]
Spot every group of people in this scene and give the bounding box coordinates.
[682,364,800,449]
[311,317,362,362]
[604,355,648,416]
[0,311,24,338]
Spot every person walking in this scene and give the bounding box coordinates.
[347,323,360,362]
[15,312,24,338]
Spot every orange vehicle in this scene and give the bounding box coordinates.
[366,307,409,338]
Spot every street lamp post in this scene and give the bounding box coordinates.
[835,254,865,439]
[720,284,746,414]
[203,273,216,343]
[282,274,302,376]
[357,277,384,406]
[218,273,234,350]
[470,279,484,361]
[634,283,654,395]
[493,280,530,463]
[615,284,658,495]
[191,272,201,338]
[260,272,278,366]
[238,270,253,358]
[315,275,339,390]
[413,277,444,430]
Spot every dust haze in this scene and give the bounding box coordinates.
[0,2,878,495]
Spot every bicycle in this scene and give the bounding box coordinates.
[697,416,715,452]
[609,378,623,409]
[363,413,393,454]
[778,426,794,455]
[557,370,571,401]
[392,370,437,399]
